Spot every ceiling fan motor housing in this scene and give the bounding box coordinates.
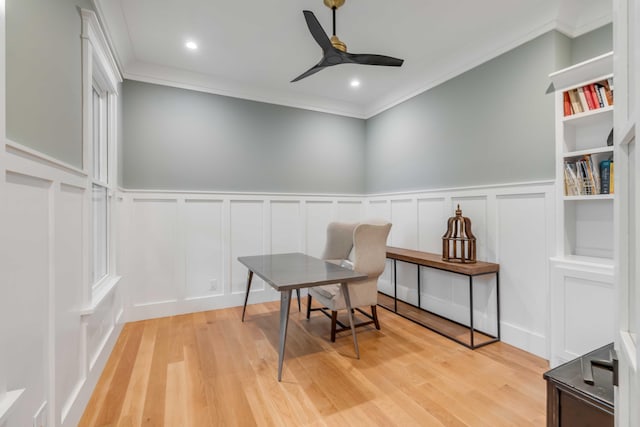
[323,0,345,9]
[331,35,347,52]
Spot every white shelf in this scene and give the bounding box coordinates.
[563,146,614,159]
[551,52,614,258]
[562,106,613,125]
[564,194,614,201]
[550,255,615,270]
[549,51,613,91]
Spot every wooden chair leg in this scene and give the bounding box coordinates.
[330,311,338,342]
[296,289,301,311]
[371,305,380,330]
[306,294,312,319]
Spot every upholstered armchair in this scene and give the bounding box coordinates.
[307,221,392,341]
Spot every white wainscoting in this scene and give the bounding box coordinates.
[367,182,555,358]
[549,258,615,367]
[120,193,366,321]
[1,142,124,427]
[121,181,554,359]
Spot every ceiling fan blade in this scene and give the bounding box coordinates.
[346,53,404,67]
[291,64,327,82]
[302,10,333,52]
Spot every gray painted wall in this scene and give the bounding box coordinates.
[119,25,611,195]
[6,0,94,168]
[571,24,613,65]
[122,80,366,193]
[364,31,571,193]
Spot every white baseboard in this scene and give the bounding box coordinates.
[500,321,548,359]
[125,290,283,322]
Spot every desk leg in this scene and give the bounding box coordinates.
[241,270,254,322]
[341,282,360,359]
[469,276,475,349]
[277,289,292,381]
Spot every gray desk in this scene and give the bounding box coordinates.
[238,253,367,381]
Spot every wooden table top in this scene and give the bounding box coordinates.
[386,246,499,276]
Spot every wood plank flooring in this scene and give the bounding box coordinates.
[79,301,549,426]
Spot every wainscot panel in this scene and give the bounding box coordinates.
[2,141,123,427]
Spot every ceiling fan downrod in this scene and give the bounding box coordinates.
[325,0,347,52]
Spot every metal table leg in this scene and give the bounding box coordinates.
[417,265,421,308]
[241,270,254,322]
[277,289,292,381]
[496,271,501,340]
[469,275,475,349]
[393,259,398,313]
[341,282,360,359]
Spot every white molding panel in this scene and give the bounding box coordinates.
[549,258,615,367]
[368,181,555,358]
[2,142,123,427]
[122,194,366,321]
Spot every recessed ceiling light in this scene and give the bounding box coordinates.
[350,79,360,88]
[185,41,198,50]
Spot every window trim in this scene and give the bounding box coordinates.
[81,9,122,301]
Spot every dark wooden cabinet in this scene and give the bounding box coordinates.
[543,343,615,427]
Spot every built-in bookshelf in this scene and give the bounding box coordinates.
[550,52,614,261]
[548,52,616,368]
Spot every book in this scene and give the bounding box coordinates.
[610,160,614,193]
[596,84,608,107]
[563,92,572,116]
[567,89,583,113]
[564,162,580,196]
[605,78,614,105]
[590,83,604,108]
[577,86,592,110]
[588,154,601,194]
[600,159,611,194]
[585,84,598,109]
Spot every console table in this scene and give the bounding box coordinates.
[381,246,500,349]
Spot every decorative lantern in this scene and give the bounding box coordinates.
[442,204,476,263]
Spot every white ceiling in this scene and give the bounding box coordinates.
[94,0,612,118]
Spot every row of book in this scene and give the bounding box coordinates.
[563,79,614,116]
[564,155,614,196]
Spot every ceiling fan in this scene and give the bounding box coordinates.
[291,0,404,82]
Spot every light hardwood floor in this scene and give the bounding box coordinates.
[79,300,549,426]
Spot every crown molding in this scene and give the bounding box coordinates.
[123,61,368,119]
[98,1,613,120]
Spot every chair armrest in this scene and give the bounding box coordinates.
[340,259,354,270]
